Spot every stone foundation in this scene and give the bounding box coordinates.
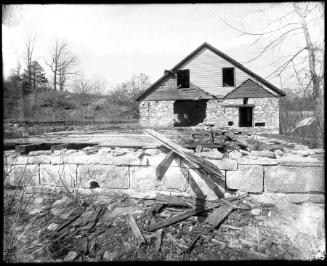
[4,145,324,202]
[139,98,280,133]
[139,101,174,127]
[205,98,279,133]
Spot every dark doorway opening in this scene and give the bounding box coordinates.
[239,107,253,127]
[174,100,207,127]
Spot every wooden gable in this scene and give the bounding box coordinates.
[136,43,286,102]
[224,79,276,99]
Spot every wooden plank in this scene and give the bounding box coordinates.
[145,129,225,183]
[204,205,234,228]
[127,213,145,244]
[147,202,222,232]
[150,203,164,216]
[55,206,86,233]
[182,234,201,254]
[147,208,204,232]
[164,233,188,249]
[155,194,194,208]
[15,143,55,154]
[154,228,163,253]
[156,151,176,180]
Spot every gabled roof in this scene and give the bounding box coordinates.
[135,42,286,102]
[224,79,277,99]
[145,81,213,101]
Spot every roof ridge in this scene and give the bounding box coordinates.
[135,42,286,102]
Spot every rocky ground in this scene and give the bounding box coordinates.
[3,187,325,262]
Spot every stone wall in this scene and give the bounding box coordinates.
[205,98,280,133]
[4,146,324,201]
[139,101,174,127]
[139,97,280,132]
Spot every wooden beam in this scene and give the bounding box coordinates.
[144,129,225,198]
[156,151,176,180]
[147,202,222,232]
[204,205,234,228]
[127,214,145,244]
[15,143,55,155]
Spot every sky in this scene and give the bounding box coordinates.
[2,3,324,93]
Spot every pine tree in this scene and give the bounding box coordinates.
[22,60,48,93]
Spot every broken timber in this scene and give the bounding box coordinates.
[204,205,234,228]
[156,151,176,180]
[127,213,145,244]
[147,202,222,232]
[144,129,224,198]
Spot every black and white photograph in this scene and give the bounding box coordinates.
[2,2,325,262]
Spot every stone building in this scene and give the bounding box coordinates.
[136,43,286,133]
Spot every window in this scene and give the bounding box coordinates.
[177,69,190,88]
[243,98,248,104]
[255,122,265,127]
[222,68,235,87]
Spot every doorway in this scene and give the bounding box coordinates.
[239,107,253,127]
[174,100,207,127]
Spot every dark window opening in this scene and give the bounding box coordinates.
[89,181,100,189]
[177,69,190,88]
[174,100,207,127]
[255,122,265,127]
[243,98,248,104]
[228,121,233,126]
[222,68,235,87]
[239,107,253,127]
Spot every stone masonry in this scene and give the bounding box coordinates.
[4,145,324,201]
[139,101,174,127]
[205,98,279,133]
[139,97,279,133]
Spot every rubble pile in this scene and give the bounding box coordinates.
[5,190,310,262]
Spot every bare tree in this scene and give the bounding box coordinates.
[217,2,324,146]
[72,77,106,96]
[24,34,36,89]
[45,39,79,91]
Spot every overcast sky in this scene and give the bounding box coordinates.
[2,3,324,92]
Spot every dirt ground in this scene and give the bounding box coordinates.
[3,187,325,262]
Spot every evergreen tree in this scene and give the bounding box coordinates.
[22,60,48,93]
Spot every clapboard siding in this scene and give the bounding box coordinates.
[144,76,212,101]
[225,79,276,99]
[179,48,276,98]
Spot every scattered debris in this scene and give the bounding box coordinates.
[127,213,145,244]
[251,208,262,216]
[205,205,234,228]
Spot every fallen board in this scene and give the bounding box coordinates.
[204,205,234,228]
[156,151,176,180]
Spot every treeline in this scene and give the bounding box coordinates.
[280,89,315,112]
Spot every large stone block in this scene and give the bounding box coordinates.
[130,166,156,190]
[226,165,263,193]
[186,168,226,200]
[7,164,40,186]
[40,164,77,186]
[181,158,237,171]
[208,158,238,170]
[5,154,52,164]
[155,166,189,192]
[238,157,278,165]
[147,153,181,167]
[130,166,188,192]
[77,165,129,189]
[62,152,114,165]
[277,156,323,167]
[113,152,148,166]
[265,166,324,193]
